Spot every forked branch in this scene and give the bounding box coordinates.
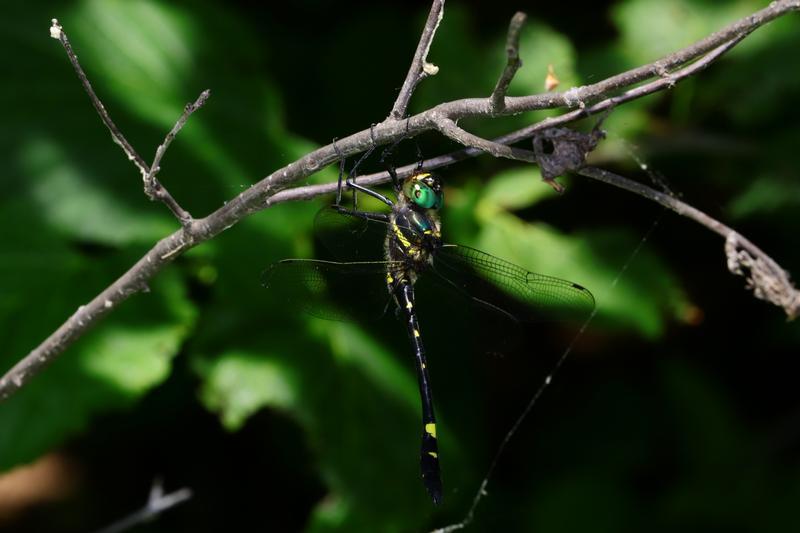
[50,19,200,226]
[1,2,798,403]
[389,0,445,120]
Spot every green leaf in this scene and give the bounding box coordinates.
[72,0,197,126]
[198,350,298,430]
[513,21,579,95]
[0,262,195,471]
[193,319,439,530]
[612,0,762,68]
[20,136,175,245]
[728,176,800,219]
[472,211,687,338]
[478,166,554,213]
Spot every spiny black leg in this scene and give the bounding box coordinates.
[332,138,346,207]
[332,205,390,222]
[380,148,400,192]
[413,125,425,172]
[347,124,378,210]
[394,280,443,505]
[380,136,403,193]
[343,182,394,207]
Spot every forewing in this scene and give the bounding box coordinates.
[262,259,399,322]
[313,205,390,262]
[431,244,595,322]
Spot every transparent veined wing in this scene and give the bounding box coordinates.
[430,244,595,322]
[262,258,404,322]
[313,205,391,262]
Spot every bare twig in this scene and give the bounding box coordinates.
[49,19,195,225]
[388,0,445,120]
[578,166,800,319]
[1,2,796,401]
[49,20,148,173]
[491,11,527,113]
[92,478,192,533]
[302,31,747,199]
[489,0,800,114]
[144,90,210,226]
[433,116,537,164]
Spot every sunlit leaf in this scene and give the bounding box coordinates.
[198,350,298,430]
[478,167,554,213]
[0,263,195,470]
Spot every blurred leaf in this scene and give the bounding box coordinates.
[194,317,439,531]
[0,257,195,470]
[21,136,175,245]
[198,350,298,430]
[478,166,554,213]
[465,180,688,337]
[612,0,761,68]
[79,323,186,395]
[513,21,579,95]
[72,0,197,126]
[728,176,800,220]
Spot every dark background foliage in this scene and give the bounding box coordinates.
[1,0,799,531]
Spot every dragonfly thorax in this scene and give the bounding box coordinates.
[385,199,442,274]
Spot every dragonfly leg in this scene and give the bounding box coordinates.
[346,182,394,207]
[332,138,346,206]
[395,279,443,505]
[380,118,415,192]
[334,126,394,208]
[346,124,379,210]
[411,119,425,172]
[331,205,390,223]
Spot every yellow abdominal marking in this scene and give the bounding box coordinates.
[406,300,413,310]
[425,423,437,439]
[386,273,394,284]
[414,329,420,337]
[428,451,438,459]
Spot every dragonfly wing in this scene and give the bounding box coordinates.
[262,259,401,322]
[431,244,595,322]
[313,205,391,262]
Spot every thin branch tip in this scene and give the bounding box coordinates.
[490,10,528,112]
[388,0,445,119]
[49,18,62,39]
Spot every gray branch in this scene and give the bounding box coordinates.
[1,1,797,401]
[92,478,192,533]
[578,166,800,318]
[433,115,537,164]
[50,19,195,225]
[490,11,527,113]
[144,90,210,227]
[388,0,445,120]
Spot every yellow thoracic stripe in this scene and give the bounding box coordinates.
[392,222,412,249]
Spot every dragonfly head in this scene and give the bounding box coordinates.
[402,172,444,211]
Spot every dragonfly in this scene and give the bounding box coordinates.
[263,142,595,504]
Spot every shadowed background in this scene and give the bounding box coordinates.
[1,0,799,531]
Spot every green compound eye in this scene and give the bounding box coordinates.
[404,180,443,210]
